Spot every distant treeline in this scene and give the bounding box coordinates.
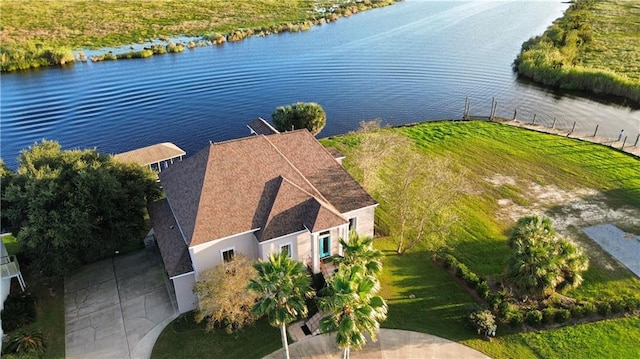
[514,0,640,104]
[0,0,398,72]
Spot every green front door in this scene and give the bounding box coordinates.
[319,234,330,258]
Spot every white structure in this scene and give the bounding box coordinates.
[149,129,377,313]
[1,234,26,352]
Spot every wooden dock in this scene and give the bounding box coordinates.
[114,142,185,172]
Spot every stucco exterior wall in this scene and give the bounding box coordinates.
[258,230,310,263]
[342,205,377,238]
[172,272,196,313]
[190,231,258,275]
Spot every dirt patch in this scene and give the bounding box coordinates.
[486,174,640,234]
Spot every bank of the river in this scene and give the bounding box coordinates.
[514,0,640,104]
[0,0,398,72]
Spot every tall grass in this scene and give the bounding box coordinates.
[514,0,640,104]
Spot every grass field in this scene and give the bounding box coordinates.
[322,120,640,358]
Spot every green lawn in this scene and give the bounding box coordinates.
[151,313,282,359]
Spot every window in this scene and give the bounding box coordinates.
[221,248,235,263]
[348,217,357,233]
[280,243,292,258]
[319,231,331,258]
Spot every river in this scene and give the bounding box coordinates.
[2,1,639,168]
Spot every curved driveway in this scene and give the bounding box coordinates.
[263,329,490,359]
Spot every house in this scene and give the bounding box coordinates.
[148,129,377,313]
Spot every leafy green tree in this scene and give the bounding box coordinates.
[318,264,388,359]
[248,253,314,359]
[193,255,260,333]
[271,102,326,135]
[505,215,588,299]
[336,232,382,275]
[1,140,160,277]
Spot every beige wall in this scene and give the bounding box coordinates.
[190,231,258,275]
[173,272,196,313]
[342,205,377,238]
[258,230,310,264]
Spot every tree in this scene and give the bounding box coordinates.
[1,140,160,277]
[271,102,326,135]
[349,120,411,190]
[193,255,260,333]
[248,253,314,359]
[318,264,388,359]
[377,144,465,254]
[505,215,588,299]
[335,232,382,276]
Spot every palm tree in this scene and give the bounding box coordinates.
[248,252,314,359]
[318,264,388,359]
[508,215,555,248]
[336,232,383,275]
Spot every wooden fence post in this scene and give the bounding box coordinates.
[634,134,639,147]
[593,124,599,137]
[552,117,556,129]
[512,109,517,121]
[621,136,627,149]
[531,114,536,125]
[568,121,576,136]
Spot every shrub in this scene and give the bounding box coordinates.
[505,308,523,326]
[597,301,611,316]
[477,281,491,299]
[609,297,625,314]
[582,301,597,316]
[623,296,640,312]
[542,307,556,324]
[525,310,543,325]
[571,304,586,318]
[555,308,571,323]
[1,292,37,332]
[4,329,46,354]
[468,309,497,338]
[441,254,458,270]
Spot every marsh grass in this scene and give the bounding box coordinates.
[515,0,640,103]
[0,0,398,71]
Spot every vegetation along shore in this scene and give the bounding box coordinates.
[514,0,640,104]
[0,0,399,72]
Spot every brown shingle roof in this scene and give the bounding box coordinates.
[148,199,194,277]
[266,131,377,213]
[158,130,376,247]
[259,176,347,242]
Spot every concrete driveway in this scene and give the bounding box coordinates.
[65,240,177,359]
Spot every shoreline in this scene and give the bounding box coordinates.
[0,0,400,72]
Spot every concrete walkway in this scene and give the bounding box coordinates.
[263,329,490,359]
[65,242,176,359]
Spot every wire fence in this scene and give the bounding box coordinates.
[462,97,640,158]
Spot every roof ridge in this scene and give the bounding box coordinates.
[262,133,332,205]
[278,176,343,219]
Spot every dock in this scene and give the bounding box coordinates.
[114,142,185,172]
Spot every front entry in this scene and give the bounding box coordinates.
[319,232,330,259]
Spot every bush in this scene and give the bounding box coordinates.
[1,292,37,332]
[525,310,543,325]
[477,281,491,299]
[441,254,458,270]
[571,304,586,318]
[582,301,598,316]
[609,297,625,314]
[468,309,497,338]
[623,296,640,312]
[542,307,556,324]
[597,301,611,316]
[3,329,46,354]
[505,308,523,326]
[555,308,571,323]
